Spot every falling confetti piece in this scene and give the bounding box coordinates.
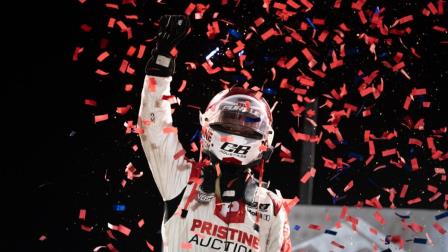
[107,223,132,236]
[94,114,109,123]
[435,212,448,220]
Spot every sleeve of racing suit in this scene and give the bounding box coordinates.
[265,206,292,252]
[138,75,191,201]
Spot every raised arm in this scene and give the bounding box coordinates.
[138,15,191,201]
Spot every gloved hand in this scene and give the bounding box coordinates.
[145,15,190,77]
[200,164,217,194]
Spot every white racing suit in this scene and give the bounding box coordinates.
[138,75,292,252]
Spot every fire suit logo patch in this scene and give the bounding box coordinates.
[220,142,251,158]
[189,219,260,251]
[214,200,246,224]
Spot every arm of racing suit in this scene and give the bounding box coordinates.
[138,15,191,201]
[265,197,292,252]
[138,75,191,201]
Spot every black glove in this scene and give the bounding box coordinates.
[200,165,217,194]
[145,15,190,77]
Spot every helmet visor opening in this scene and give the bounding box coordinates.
[210,108,266,139]
[210,123,263,140]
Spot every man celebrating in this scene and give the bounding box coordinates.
[138,15,291,252]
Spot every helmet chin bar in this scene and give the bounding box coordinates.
[203,149,272,170]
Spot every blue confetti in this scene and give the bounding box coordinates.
[332,197,337,205]
[435,211,448,220]
[113,204,126,212]
[394,212,411,219]
[348,151,364,161]
[403,163,411,172]
[228,29,242,39]
[263,87,277,96]
[305,17,317,30]
[190,129,201,142]
[413,238,427,244]
[353,73,366,85]
[344,47,360,56]
[294,225,301,231]
[324,229,337,235]
[337,139,349,146]
[355,104,365,117]
[375,6,380,14]
[379,52,389,59]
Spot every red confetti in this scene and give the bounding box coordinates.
[125,84,133,92]
[116,105,131,115]
[107,18,116,28]
[407,197,422,205]
[163,127,178,134]
[287,0,300,9]
[181,242,193,249]
[261,28,278,40]
[343,180,354,192]
[84,99,97,106]
[185,3,196,15]
[173,149,186,160]
[254,17,265,27]
[79,209,86,220]
[137,45,146,59]
[190,142,198,152]
[340,206,348,219]
[81,224,93,232]
[146,241,155,251]
[374,211,385,225]
[80,24,92,32]
[411,158,419,171]
[381,148,397,157]
[73,47,84,61]
[399,184,409,198]
[330,240,345,249]
[202,61,221,74]
[147,77,157,92]
[97,51,110,62]
[105,3,119,9]
[300,167,316,184]
[433,222,446,234]
[94,114,109,123]
[408,222,424,233]
[138,219,145,228]
[429,192,442,202]
[106,243,119,252]
[428,2,438,15]
[300,0,314,10]
[95,69,109,76]
[308,224,321,230]
[108,223,131,236]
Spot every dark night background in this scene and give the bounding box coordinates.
[2,0,447,251]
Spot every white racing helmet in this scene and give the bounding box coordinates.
[200,87,274,166]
